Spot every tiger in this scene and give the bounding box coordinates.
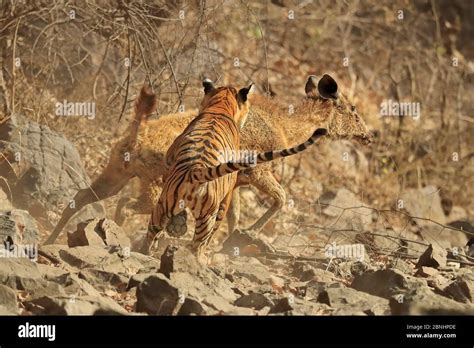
[141,80,328,261]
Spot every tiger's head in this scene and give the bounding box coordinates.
[200,79,253,129]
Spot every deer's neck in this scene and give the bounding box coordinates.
[278,99,330,146]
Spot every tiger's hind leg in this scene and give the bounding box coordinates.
[141,201,168,255]
[190,193,233,264]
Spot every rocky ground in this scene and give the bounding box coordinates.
[1,114,474,316]
[0,211,473,316]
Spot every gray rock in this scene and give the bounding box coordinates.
[25,295,127,315]
[389,286,474,315]
[317,287,389,315]
[330,308,368,315]
[226,257,276,285]
[221,229,275,256]
[170,272,241,314]
[127,272,158,291]
[0,284,18,314]
[269,297,293,314]
[0,210,39,249]
[400,186,446,225]
[0,257,43,290]
[388,258,414,275]
[136,261,244,316]
[136,274,180,315]
[177,297,209,315]
[68,218,130,249]
[56,245,160,274]
[416,244,447,269]
[318,188,373,231]
[78,269,129,293]
[292,262,334,282]
[305,281,345,301]
[0,114,103,233]
[441,269,474,303]
[235,292,274,310]
[351,268,427,299]
[269,296,331,315]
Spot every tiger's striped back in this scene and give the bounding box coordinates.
[144,85,252,258]
[144,82,327,261]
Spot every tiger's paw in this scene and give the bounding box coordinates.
[166,210,188,237]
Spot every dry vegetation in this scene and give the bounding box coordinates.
[1,0,473,265]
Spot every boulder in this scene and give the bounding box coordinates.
[389,286,474,315]
[0,257,43,290]
[56,245,160,274]
[416,244,447,269]
[351,269,427,299]
[234,292,275,310]
[441,269,474,303]
[136,272,245,316]
[318,188,373,232]
[24,295,127,315]
[78,269,129,293]
[269,296,331,315]
[292,263,335,282]
[0,209,40,248]
[136,274,180,315]
[0,284,19,314]
[226,257,280,285]
[400,186,446,225]
[0,114,103,233]
[317,287,389,315]
[68,218,130,249]
[304,281,345,301]
[221,229,275,256]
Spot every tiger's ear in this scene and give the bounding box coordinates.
[237,84,254,103]
[203,78,216,95]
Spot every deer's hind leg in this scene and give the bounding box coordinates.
[114,179,161,225]
[226,187,240,234]
[44,164,133,245]
[239,169,286,236]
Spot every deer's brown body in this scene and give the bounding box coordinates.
[45,74,372,245]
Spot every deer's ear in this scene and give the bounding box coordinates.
[305,74,339,99]
[318,74,339,99]
[305,75,319,97]
[237,83,254,103]
[202,78,216,95]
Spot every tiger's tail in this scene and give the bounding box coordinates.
[190,128,327,183]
